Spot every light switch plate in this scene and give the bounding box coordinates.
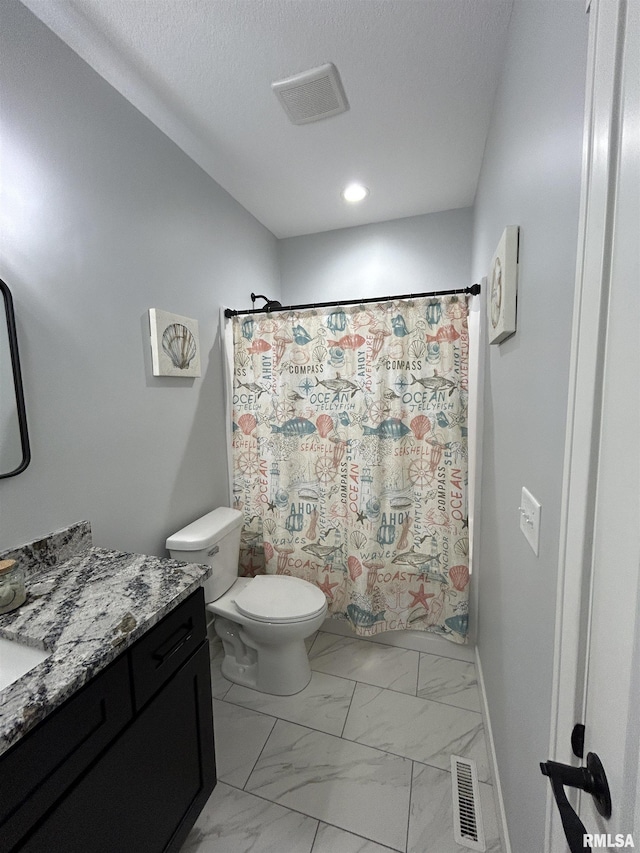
[519,487,541,556]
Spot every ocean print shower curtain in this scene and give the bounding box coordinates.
[230,295,470,643]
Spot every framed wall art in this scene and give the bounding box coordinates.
[487,225,519,344]
[149,308,201,377]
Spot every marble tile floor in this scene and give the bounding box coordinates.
[181,631,503,853]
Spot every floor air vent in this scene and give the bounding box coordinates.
[451,756,486,851]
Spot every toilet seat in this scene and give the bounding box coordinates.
[234,575,327,623]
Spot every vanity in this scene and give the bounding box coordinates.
[0,523,216,853]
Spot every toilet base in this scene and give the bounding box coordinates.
[220,655,260,691]
[221,648,312,695]
[213,614,318,696]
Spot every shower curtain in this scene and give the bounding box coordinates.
[229,295,470,643]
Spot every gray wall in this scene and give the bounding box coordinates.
[471,2,588,849]
[279,208,472,304]
[0,1,279,556]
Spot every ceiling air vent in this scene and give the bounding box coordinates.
[272,63,349,125]
[451,756,486,851]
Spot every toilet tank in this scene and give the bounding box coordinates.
[166,507,243,602]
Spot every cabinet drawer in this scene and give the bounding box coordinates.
[129,587,206,711]
[0,653,132,852]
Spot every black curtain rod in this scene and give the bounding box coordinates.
[224,283,481,318]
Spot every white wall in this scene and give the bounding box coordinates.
[279,208,472,305]
[0,1,280,556]
[471,2,589,850]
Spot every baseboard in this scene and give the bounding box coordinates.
[475,648,512,853]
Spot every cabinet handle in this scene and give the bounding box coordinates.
[151,619,193,668]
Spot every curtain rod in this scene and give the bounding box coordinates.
[224,283,481,318]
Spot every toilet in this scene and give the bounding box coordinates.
[166,507,327,695]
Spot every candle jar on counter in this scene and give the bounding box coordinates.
[0,559,27,614]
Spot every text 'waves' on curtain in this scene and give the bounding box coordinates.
[230,295,470,644]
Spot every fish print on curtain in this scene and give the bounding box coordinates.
[231,296,470,643]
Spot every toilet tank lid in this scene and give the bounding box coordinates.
[165,507,243,551]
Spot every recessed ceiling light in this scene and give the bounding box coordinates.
[342,183,369,203]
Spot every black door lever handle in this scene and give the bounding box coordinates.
[540,753,611,853]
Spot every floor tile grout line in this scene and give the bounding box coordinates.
[414,693,482,714]
[216,667,482,723]
[236,711,492,789]
[417,648,478,665]
[309,642,479,706]
[309,819,320,852]
[228,709,494,791]
[216,687,354,738]
[245,714,416,775]
[216,696,286,722]
[313,820,402,853]
[307,632,321,656]
[217,681,483,751]
[217,780,321,851]
[238,712,278,792]
[335,707,493,786]
[225,715,345,739]
[313,632,422,655]
[318,627,476,661]
[214,675,482,743]
[211,686,231,701]
[346,678,485,716]
[310,665,418,698]
[215,627,475,666]
[310,637,422,669]
[222,779,404,852]
[339,678,358,739]
[406,760,415,853]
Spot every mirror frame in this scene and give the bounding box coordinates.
[0,279,31,479]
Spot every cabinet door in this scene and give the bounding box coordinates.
[0,655,132,853]
[19,641,216,853]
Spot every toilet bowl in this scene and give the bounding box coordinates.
[166,508,328,695]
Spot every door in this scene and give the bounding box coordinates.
[545,0,639,850]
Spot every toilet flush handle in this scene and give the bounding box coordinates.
[207,545,220,557]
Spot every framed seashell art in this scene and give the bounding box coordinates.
[487,225,519,344]
[149,308,201,377]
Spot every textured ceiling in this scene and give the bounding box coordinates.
[22,0,514,238]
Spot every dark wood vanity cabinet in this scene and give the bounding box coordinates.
[0,588,216,853]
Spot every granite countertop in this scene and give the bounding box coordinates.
[0,522,211,757]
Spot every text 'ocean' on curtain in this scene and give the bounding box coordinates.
[231,295,470,643]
